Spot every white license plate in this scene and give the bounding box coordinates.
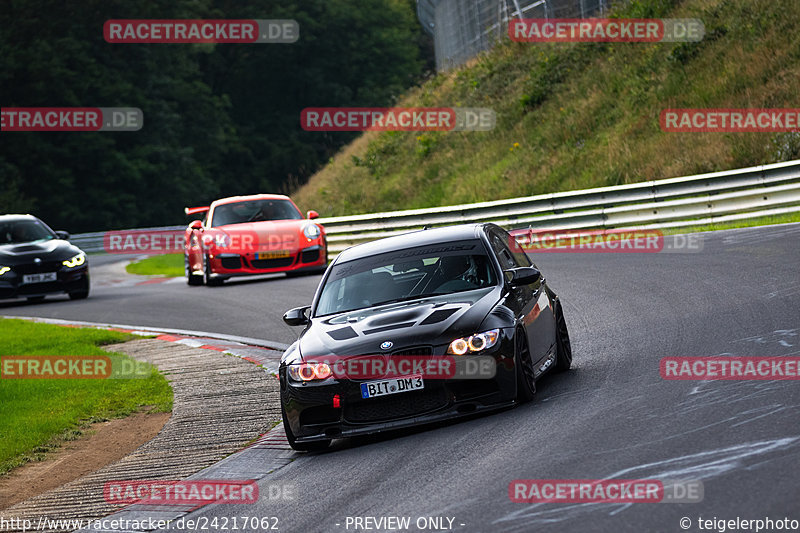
[360,375,424,399]
[22,272,57,284]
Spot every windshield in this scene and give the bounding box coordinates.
[210,199,302,227]
[316,242,497,316]
[0,219,55,245]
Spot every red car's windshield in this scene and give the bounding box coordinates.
[210,200,303,227]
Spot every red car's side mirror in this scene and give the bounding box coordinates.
[307,210,319,220]
[189,220,203,230]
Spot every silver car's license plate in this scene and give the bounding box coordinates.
[360,375,423,399]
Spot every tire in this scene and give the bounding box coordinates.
[203,254,224,286]
[186,253,203,286]
[26,296,45,302]
[68,276,90,300]
[282,407,330,452]
[514,329,536,403]
[554,299,572,372]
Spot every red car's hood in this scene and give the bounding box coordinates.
[207,220,312,254]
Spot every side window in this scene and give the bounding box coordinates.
[488,230,516,269]
[488,228,531,268]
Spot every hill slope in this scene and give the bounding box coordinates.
[293,0,800,216]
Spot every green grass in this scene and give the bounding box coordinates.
[294,0,800,217]
[0,319,173,475]
[660,211,800,235]
[126,253,183,277]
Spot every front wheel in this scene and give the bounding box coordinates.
[186,253,203,286]
[282,407,330,452]
[554,299,572,372]
[68,276,90,300]
[514,329,536,403]
[203,254,224,286]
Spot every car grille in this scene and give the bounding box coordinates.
[344,387,448,423]
[12,261,62,275]
[301,248,320,263]
[392,346,433,356]
[250,256,295,269]
[220,256,241,269]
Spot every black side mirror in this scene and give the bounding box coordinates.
[506,266,542,287]
[283,306,311,326]
[55,230,70,240]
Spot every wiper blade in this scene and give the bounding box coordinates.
[372,293,446,307]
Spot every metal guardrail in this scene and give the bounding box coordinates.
[71,159,800,256]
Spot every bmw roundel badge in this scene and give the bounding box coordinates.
[380,341,393,351]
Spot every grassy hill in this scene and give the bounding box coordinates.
[293,0,800,216]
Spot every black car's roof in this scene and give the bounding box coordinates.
[335,223,493,263]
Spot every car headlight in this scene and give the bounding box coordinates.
[302,224,321,241]
[62,253,86,268]
[0,267,10,276]
[447,329,500,355]
[287,362,332,382]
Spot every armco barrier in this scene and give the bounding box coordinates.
[71,160,800,256]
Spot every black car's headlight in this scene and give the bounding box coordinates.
[447,329,500,355]
[62,253,86,268]
[302,224,321,241]
[287,362,332,382]
[0,267,10,276]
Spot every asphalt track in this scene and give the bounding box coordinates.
[4,224,800,532]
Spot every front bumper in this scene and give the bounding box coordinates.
[280,337,518,443]
[0,265,89,300]
[209,242,327,277]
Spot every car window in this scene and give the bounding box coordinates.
[488,227,531,268]
[210,199,303,227]
[316,242,496,316]
[0,220,55,244]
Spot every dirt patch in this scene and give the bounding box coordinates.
[0,410,170,510]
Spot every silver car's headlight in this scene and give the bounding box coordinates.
[62,253,86,268]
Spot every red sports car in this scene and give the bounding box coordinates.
[184,194,327,286]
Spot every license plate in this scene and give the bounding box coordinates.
[256,250,291,260]
[22,272,57,284]
[361,375,424,399]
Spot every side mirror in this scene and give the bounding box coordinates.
[55,230,70,240]
[307,210,320,220]
[189,220,203,230]
[283,306,311,326]
[506,266,542,287]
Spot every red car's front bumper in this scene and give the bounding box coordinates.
[208,242,327,277]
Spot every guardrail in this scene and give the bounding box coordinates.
[72,159,800,255]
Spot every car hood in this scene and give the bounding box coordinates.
[297,287,501,360]
[0,239,81,264]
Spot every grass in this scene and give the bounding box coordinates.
[293,0,800,217]
[0,319,173,475]
[126,253,183,277]
[659,211,800,235]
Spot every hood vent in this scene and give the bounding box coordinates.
[327,326,359,340]
[420,308,458,325]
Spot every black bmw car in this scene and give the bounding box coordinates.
[0,215,90,301]
[279,223,571,451]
